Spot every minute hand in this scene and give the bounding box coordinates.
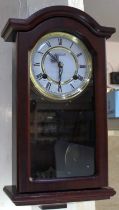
[59,62,63,78]
[58,62,63,94]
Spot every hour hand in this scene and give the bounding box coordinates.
[48,52,59,63]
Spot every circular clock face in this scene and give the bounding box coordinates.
[30,32,92,101]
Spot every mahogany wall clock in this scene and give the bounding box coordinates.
[1,6,116,206]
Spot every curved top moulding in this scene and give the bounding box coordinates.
[1,6,116,42]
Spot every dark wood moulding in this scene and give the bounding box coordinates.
[4,186,116,206]
[1,6,115,42]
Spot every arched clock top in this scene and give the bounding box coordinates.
[1,6,115,42]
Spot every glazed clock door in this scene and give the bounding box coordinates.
[29,32,96,188]
[30,103,95,180]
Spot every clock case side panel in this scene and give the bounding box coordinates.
[12,38,17,187]
[94,39,108,185]
[14,17,110,193]
[13,32,30,192]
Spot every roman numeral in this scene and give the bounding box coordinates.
[80,65,86,68]
[46,82,51,90]
[70,42,74,48]
[70,83,75,89]
[46,41,51,47]
[36,73,43,80]
[77,52,82,57]
[34,63,40,66]
[58,38,62,45]
[37,51,43,54]
[58,84,62,92]
[78,74,83,81]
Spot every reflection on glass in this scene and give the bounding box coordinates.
[30,90,95,180]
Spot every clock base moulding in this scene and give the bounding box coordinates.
[4,186,116,206]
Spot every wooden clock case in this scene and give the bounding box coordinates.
[1,6,116,206]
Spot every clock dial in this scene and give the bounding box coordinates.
[30,32,92,101]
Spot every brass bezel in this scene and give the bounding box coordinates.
[29,32,92,101]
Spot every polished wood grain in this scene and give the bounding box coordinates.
[1,6,115,41]
[2,6,116,205]
[14,15,111,193]
[4,186,116,206]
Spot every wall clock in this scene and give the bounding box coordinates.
[1,6,116,206]
[30,32,92,101]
